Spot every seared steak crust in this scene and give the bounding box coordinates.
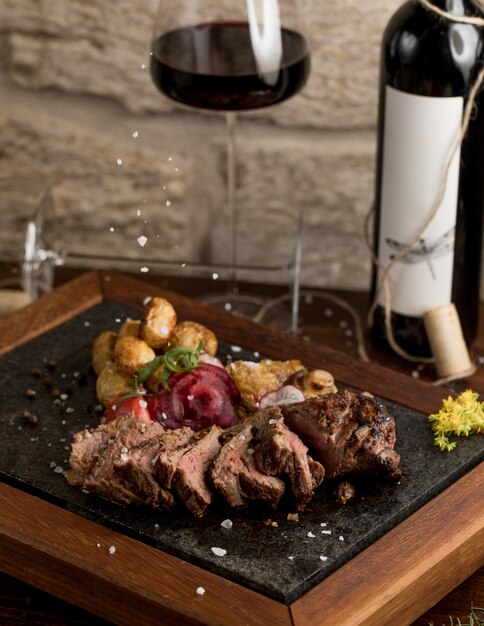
[280,390,400,478]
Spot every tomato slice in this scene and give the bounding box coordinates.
[103,396,152,423]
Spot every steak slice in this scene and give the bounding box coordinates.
[171,425,223,517]
[114,427,194,508]
[211,420,285,509]
[83,419,165,505]
[253,408,324,507]
[281,390,400,478]
[65,415,138,486]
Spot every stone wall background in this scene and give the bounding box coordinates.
[0,0,409,291]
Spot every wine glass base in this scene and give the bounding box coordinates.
[199,293,266,319]
[199,292,295,332]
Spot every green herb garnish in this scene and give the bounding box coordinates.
[136,340,204,391]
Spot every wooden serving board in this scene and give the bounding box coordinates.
[0,271,482,626]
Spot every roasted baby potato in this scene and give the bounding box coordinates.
[287,369,337,398]
[139,297,177,349]
[117,319,140,341]
[167,320,218,356]
[226,359,306,412]
[92,331,117,376]
[114,336,156,376]
[95,364,134,407]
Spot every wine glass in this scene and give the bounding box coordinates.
[150,0,310,323]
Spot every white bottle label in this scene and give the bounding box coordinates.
[377,85,463,317]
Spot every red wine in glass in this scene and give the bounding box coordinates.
[150,21,310,111]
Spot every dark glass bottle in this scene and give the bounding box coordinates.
[370,0,484,357]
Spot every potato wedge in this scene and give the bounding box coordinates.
[96,364,134,407]
[167,321,218,356]
[139,297,177,349]
[92,331,117,376]
[114,336,156,376]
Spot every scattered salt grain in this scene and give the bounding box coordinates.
[321,530,331,535]
[187,395,194,401]
[268,419,277,425]
[253,352,260,358]
[238,434,246,441]
[54,466,63,474]
[84,321,91,327]
[211,547,227,557]
[307,531,316,538]
[49,461,56,468]
[137,235,148,247]
[120,453,129,463]
[154,523,160,529]
[247,448,254,455]
[53,399,61,406]
[121,447,128,454]
[142,296,152,306]
[65,407,74,414]
[139,399,148,409]
[320,555,328,562]
[339,535,344,541]
[132,131,139,138]
[116,158,123,166]
[221,519,233,530]
[108,545,116,554]
[60,394,68,401]
[288,556,294,561]
[196,586,205,596]
[411,370,420,379]
[161,412,167,420]
[140,266,149,273]
[320,522,327,527]
[96,543,101,547]
[231,345,242,353]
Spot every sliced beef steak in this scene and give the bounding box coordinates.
[211,419,286,509]
[280,390,400,478]
[114,427,194,508]
[65,415,138,486]
[170,425,223,517]
[252,408,324,507]
[82,419,165,505]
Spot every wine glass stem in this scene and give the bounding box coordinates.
[225,111,238,297]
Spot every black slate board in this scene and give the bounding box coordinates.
[0,300,482,604]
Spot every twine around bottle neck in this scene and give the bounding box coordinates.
[417,0,484,24]
[367,0,484,380]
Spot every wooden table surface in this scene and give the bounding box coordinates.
[0,264,482,625]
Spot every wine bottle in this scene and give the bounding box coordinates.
[370,0,484,357]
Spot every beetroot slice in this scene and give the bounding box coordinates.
[148,364,239,431]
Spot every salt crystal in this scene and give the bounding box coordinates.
[320,555,328,562]
[411,370,420,379]
[288,556,294,561]
[221,519,233,530]
[84,321,91,327]
[154,523,160,529]
[268,419,277,425]
[339,535,344,541]
[121,447,128,454]
[196,586,205,596]
[60,394,68,401]
[139,400,148,409]
[137,235,148,247]
[116,158,123,166]
[162,412,167,420]
[253,351,260,358]
[165,200,171,207]
[140,266,149,273]
[120,453,129,463]
[238,434,246,441]
[247,448,254,455]
[49,461,56,468]
[307,531,316,538]
[211,547,227,557]
[54,466,63,474]
[321,530,331,535]
[231,345,242,353]
[65,407,74,414]
[187,395,194,401]
[212,273,219,280]
[132,131,139,138]
[108,545,116,554]
[96,543,101,547]
[320,522,327,527]
[109,227,115,232]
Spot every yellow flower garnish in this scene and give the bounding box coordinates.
[428,389,484,452]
